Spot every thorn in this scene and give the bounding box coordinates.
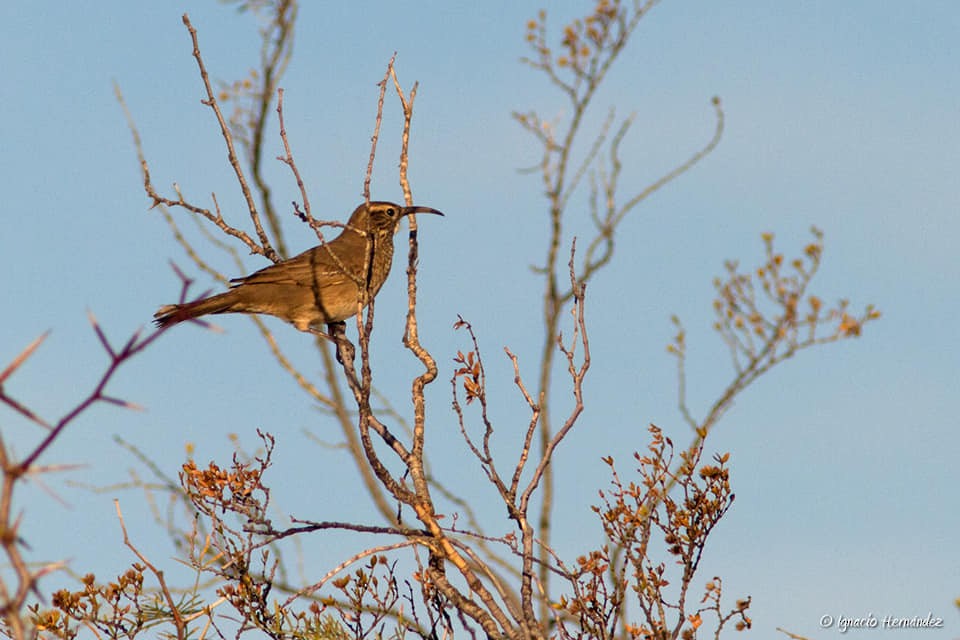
[102,395,146,411]
[0,331,51,384]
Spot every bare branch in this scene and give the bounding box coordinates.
[181,13,278,262]
[116,500,188,640]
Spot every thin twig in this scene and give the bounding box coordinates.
[181,14,278,262]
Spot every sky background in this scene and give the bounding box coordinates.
[2,1,958,638]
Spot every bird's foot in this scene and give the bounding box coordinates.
[307,322,355,364]
[327,322,354,365]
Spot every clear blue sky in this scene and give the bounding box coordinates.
[2,2,957,638]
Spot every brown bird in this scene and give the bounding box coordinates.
[154,201,443,332]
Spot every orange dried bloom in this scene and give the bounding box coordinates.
[838,313,861,336]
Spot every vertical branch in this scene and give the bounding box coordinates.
[516,3,720,617]
[348,53,397,392]
[333,55,398,482]
[364,53,396,205]
[391,67,418,208]
[390,67,438,467]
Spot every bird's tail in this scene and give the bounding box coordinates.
[153,290,238,328]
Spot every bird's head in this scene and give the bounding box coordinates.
[348,201,444,236]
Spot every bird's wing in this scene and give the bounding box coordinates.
[232,246,358,288]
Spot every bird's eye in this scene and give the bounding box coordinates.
[385,208,396,217]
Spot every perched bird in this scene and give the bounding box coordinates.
[154,201,443,332]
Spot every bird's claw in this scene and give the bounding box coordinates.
[326,322,355,365]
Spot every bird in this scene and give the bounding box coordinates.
[154,201,443,332]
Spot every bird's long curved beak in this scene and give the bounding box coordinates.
[402,205,444,217]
